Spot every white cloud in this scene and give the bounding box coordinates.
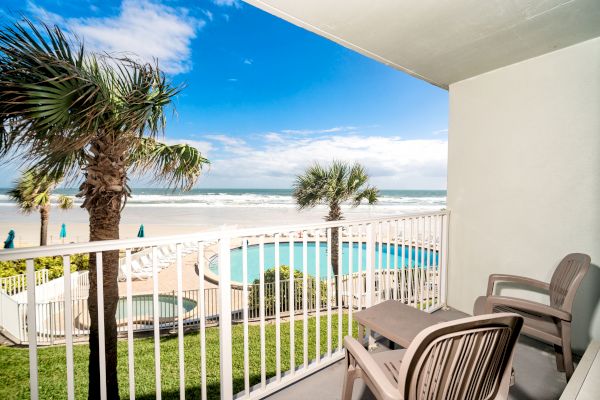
[243,58,253,65]
[213,0,241,8]
[201,9,214,21]
[280,126,358,135]
[227,78,238,82]
[433,129,448,135]
[27,2,65,25]
[263,132,285,143]
[205,134,250,154]
[29,0,203,75]
[199,133,447,189]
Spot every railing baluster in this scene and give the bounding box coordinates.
[302,232,308,369]
[152,247,162,399]
[429,216,435,307]
[365,224,375,347]
[420,217,425,310]
[348,225,353,338]
[337,227,342,352]
[357,225,363,312]
[394,220,399,301]
[125,249,135,399]
[423,217,431,311]
[289,232,295,374]
[198,243,207,400]
[218,236,233,398]
[377,222,382,303]
[176,243,185,399]
[315,229,321,364]
[95,252,107,400]
[259,236,266,388]
[434,215,440,308]
[26,258,38,399]
[401,219,406,304]
[386,221,391,301]
[441,213,449,307]
[274,234,281,380]
[242,239,250,395]
[62,256,75,400]
[326,228,332,357]
[408,219,413,307]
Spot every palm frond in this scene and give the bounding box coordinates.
[293,162,329,209]
[353,186,379,206]
[294,161,379,215]
[7,168,57,214]
[57,194,74,210]
[128,138,209,191]
[0,19,182,173]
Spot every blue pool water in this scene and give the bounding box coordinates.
[115,295,197,320]
[209,242,438,283]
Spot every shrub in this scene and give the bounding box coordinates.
[248,265,327,315]
[0,254,89,281]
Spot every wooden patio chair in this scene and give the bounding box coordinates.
[473,253,591,380]
[342,313,523,400]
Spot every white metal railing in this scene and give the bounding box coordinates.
[0,269,48,296]
[0,210,449,399]
[12,270,88,304]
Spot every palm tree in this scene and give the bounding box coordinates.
[0,20,209,398]
[8,169,73,246]
[293,161,378,278]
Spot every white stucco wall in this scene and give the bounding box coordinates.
[447,37,600,352]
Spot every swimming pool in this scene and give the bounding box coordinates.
[209,242,438,283]
[115,294,197,320]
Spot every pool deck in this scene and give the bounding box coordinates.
[117,247,219,296]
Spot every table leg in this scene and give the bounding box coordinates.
[367,328,376,350]
[358,324,365,346]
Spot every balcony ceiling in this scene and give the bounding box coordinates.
[244,0,600,89]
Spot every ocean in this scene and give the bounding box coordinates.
[0,188,446,245]
[0,188,446,212]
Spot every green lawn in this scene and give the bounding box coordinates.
[0,314,357,399]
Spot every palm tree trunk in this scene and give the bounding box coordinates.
[327,203,342,299]
[82,139,126,400]
[39,205,49,246]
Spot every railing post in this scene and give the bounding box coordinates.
[218,236,233,399]
[440,212,450,308]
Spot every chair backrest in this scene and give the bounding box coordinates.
[397,313,523,400]
[549,253,591,312]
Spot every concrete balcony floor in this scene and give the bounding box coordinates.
[267,308,569,400]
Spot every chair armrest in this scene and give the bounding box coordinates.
[484,296,571,321]
[344,337,401,400]
[487,274,550,296]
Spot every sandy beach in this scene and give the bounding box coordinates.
[0,204,402,247]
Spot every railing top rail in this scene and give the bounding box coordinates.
[0,210,449,261]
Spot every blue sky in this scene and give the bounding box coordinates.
[0,0,449,189]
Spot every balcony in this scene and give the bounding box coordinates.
[1,209,589,400]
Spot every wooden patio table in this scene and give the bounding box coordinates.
[354,300,456,348]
